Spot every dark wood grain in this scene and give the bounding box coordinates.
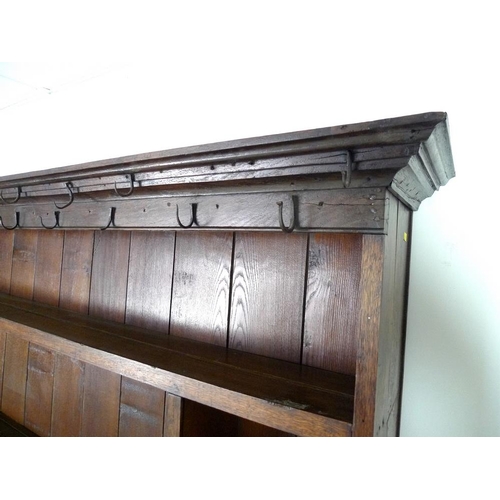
[119,377,165,437]
[51,354,85,436]
[89,231,131,323]
[0,231,14,293]
[0,331,5,406]
[81,363,121,437]
[0,294,354,436]
[229,232,307,362]
[59,231,95,314]
[33,231,64,307]
[164,393,183,437]
[24,343,55,436]
[10,230,38,300]
[170,232,233,346]
[0,112,452,215]
[8,187,386,233]
[126,231,175,334]
[374,196,412,436]
[302,233,362,375]
[1,334,29,424]
[352,234,384,436]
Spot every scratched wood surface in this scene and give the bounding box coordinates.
[170,232,233,346]
[119,377,165,437]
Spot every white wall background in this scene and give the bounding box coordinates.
[1,1,499,438]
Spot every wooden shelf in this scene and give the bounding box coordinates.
[0,293,355,437]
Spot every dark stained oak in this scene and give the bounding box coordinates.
[302,233,362,375]
[374,195,412,436]
[89,231,131,323]
[119,377,165,437]
[352,235,384,437]
[170,232,233,346]
[0,113,455,437]
[81,363,121,437]
[25,343,55,436]
[164,393,182,437]
[1,334,29,424]
[0,293,354,436]
[10,230,38,300]
[33,231,64,307]
[51,354,85,436]
[59,231,95,314]
[0,331,5,406]
[126,231,175,334]
[0,231,14,293]
[229,232,308,362]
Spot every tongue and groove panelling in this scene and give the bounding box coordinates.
[0,228,363,435]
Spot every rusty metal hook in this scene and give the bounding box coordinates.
[114,174,135,197]
[176,203,198,228]
[55,182,75,209]
[1,186,21,205]
[277,196,297,233]
[40,211,60,229]
[101,207,117,230]
[0,211,20,230]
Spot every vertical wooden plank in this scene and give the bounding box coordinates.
[374,197,413,436]
[170,232,233,347]
[303,233,362,375]
[25,344,55,436]
[229,232,307,363]
[89,231,131,323]
[126,231,175,334]
[1,334,29,424]
[0,231,14,293]
[119,377,165,437]
[51,354,85,437]
[0,331,5,406]
[164,393,183,437]
[81,363,121,437]
[10,230,38,300]
[33,231,64,307]
[352,234,384,437]
[59,231,95,314]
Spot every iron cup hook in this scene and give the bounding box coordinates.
[176,203,198,228]
[277,196,297,233]
[55,182,75,209]
[0,211,21,230]
[40,211,61,229]
[1,186,22,205]
[114,174,135,197]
